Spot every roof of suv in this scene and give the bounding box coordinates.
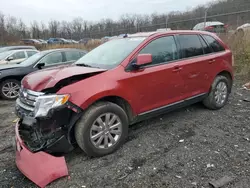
[41,48,87,54]
[123,30,214,38]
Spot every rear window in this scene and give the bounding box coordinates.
[199,35,212,54]
[203,35,225,52]
[178,35,204,58]
[65,51,82,61]
[206,25,226,33]
[27,51,37,57]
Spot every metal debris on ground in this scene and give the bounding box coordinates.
[206,164,215,168]
[243,98,250,102]
[12,118,19,123]
[243,82,250,90]
[209,176,235,188]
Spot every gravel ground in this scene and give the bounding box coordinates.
[0,78,249,188]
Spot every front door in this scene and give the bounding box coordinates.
[122,35,185,114]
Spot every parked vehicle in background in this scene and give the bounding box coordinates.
[235,23,250,37]
[47,38,64,44]
[0,46,36,53]
[20,39,42,45]
[38,39,47,44]
[61,38,71,44]
[79,38,91,45]
[193,21,228,33]
[0,49,39,65]
[0,48,87,100]
[101,36,111,43]
[68,39,79,44]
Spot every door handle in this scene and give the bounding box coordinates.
[172,66,183,72]
[208,59,216,64]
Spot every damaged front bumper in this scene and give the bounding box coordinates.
[15,122,69,188]
[14,95,83,187]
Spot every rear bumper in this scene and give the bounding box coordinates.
[15,122,69,188]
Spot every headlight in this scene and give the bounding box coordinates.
[34,94,70,118]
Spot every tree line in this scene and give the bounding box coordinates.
[0,0,250,44]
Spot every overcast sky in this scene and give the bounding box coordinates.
[1,0,213,24]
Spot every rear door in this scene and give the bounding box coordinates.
[175,34,212,98]
[123,36,185,114]
[26,50,38,58]
[201,34,228,84]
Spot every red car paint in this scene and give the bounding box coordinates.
[22,31,233,114]
[18,30,233,186]
[15,123,68,188]
[22,65,106,92]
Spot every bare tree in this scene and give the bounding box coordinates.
[48,20,60,38]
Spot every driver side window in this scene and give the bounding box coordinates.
[139,36,178,66]
[40,52,63,66]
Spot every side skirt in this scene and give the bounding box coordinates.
[132,93,208,124]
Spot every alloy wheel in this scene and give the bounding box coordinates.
[214,81,228,105]
[90,113,122,149]
[2,82,20,99]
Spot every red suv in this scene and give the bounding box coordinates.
[14,30,233,187]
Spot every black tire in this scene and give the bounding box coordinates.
[75,101,129,157]
[0,79,21,100]
[203,75,231,110]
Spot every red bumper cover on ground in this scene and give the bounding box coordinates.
[15,122,69,188]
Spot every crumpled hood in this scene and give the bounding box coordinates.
[22,65,106,91]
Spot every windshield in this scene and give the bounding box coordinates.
[0,51,12,60]
[19,52,45,66]
[75,37,146,69]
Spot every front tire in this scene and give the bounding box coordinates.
[0,79,21,100]
[203,75,231,110]
[75,102,129,157]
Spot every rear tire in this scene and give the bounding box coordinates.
[75,102,129,157]
[203,75,231,110]
[0,79,21,100]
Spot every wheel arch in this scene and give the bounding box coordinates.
[0,75,23,83]
[217,70,233,92]
[89,96,135,123]
[68,96,134,147]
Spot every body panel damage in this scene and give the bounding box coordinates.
[15,122,68,188]
[22,65,106,91]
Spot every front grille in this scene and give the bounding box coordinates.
[17,87,44,112]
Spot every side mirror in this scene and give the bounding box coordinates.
[37,62,45,69]
[7,56,14,61]
[136,54,152,66]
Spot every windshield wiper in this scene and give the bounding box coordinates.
[75,63,93,68]
[76,63,100,69]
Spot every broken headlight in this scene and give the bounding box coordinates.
[34,94,70,118]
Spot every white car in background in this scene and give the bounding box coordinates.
[193,21,227,33]
[236,23,250,37]
[0,49,39,65]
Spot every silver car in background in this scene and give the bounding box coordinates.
[0,49,39,65]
